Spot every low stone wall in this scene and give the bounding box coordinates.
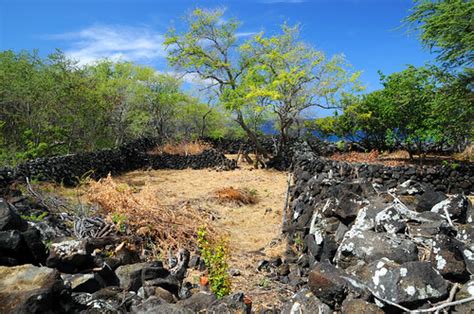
[0,138,236,187]
[292,148,473,195]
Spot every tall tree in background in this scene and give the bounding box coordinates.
[405,0,473,68]
[242,24,362,151]
[165,8,270,157]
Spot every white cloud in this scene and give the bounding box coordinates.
[46,24,165,66]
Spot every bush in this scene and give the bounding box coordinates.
[197,226,231,299]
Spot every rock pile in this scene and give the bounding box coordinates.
[281,148,474,312]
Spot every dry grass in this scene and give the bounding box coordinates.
[86,174,211,252]
[148,140,211,156]
[454,144,474,162]
[214,187,258,205]
[331,150,380,164]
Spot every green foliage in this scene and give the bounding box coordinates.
[405,0,474,67]
[112,213,127,233]
[314,65,473,156]
[0,50,231,165]
[21,211,48,222]
[197,226,231,299]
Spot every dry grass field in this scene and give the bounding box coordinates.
[46,155,292,308]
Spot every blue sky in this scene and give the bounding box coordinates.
[1,0,433,94]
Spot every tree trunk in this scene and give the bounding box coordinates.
[235,110,269,159]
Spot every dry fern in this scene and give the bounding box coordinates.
[86,174,211,252]
[213,187,258,205]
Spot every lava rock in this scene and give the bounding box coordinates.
[21,227,47,264]
[335,230,418,269]
[0,199,26,231]
[431,194,471,223]
[46,239,95,273]
[176,291,217,312]
[366,259,449,306]
[374,206,406,234]
[415,189,446,212]
[281,288,331,314]
[116,262,157,292]
[65,273,106,293]
[430,234,467,280]
[207,292,251,313]
[308,261,349,307]
[131,296,193,314]
[0,264,69,313]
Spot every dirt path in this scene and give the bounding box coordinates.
[114,158,292,308]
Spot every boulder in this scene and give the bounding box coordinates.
[21,228,47,264]
[116,262,153,292]
[335,230,418,269]
[430,235,467,280]
[46,239,95,273]
[65,273,106,293]
[0,199,26,231]
[431,194,471,223]
[374,205,406,234]
[0,264,69,313]
[175,291,217,312]
[308,262,348,307]
[207,292,251,313]
[415,189,446,212]
[366,259,449,306]
[281,288,331,314]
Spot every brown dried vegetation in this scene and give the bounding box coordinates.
[86,174,211,252]
[148,141,211,156]
[213,187,258,206]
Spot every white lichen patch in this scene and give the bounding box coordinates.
[404,286,416,296]
[400,267,408,277]
[435,254,447,270]
[372,267,388,286]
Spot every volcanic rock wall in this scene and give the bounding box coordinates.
[0,137,236,187]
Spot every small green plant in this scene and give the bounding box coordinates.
[450,162,460,170]
[21,211,48,222]
[293,234,304,251]
[112,212,127,233]
[258,277,271,288]
[197,226,231,299]
[336,140,346,151]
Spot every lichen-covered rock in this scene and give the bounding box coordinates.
[0,264,69,313]
[374,205,406,234]
[430,235,467,280]
[366,259,449,306]
[431,194,471,223]
[281,288,331,314]
[462,243,474,274]
[453,279,474,313]
[46,239,95,273]
[335,230,418,269]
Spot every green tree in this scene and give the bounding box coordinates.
[405,0,474,67]
[241,24,362,150]
[165,8,270,157]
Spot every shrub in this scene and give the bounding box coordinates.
[214,187,258,205]
[197,226,231,299]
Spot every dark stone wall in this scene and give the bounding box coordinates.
[0,137,236,187]
[291,147,474,199]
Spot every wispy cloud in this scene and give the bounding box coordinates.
[45,24,165,66]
